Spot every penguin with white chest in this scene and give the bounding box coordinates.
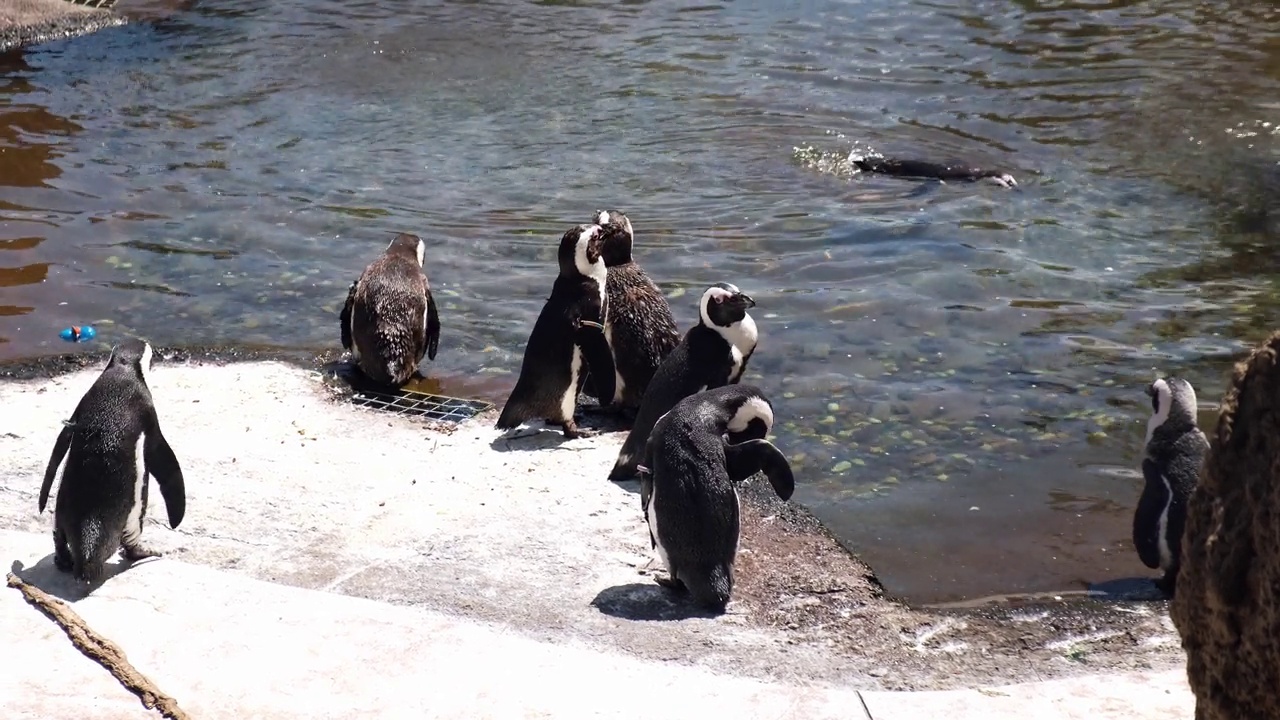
[581,210,680,412]
[1135,376,1209,596]
[340,232,442,388]
[496,224,616,439]
[608,282,758,481]
[38,339,186,585]
[636,384,795,613]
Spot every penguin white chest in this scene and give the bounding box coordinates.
[122,434,147,545]
[1156,472,1174,570]
[647,486,673,573]
[562,345,583,422]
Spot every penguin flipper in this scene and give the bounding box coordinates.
[1132,458,1166,570]
[424,287,441,362]
[145,426,186,529]
[339,280,358,352]
[577,324,616,408]
[39,425,73,513]
[724,439,795,501]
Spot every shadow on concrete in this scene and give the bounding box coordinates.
[1086,576,1169,602]
[591,582,723,621]
[609,476,641,497]
[9,553,144,602]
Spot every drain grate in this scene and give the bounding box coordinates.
[349,387,492,425]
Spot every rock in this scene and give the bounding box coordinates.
[1170,331,1280,720]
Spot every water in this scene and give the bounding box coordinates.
[3,0,1280,605]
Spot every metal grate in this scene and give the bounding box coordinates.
[67,0,118,8]
[349,387,492,424]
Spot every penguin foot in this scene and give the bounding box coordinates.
[53,550,72,572]
[561,420,599,439]
[122,543,162,562]
[655,574,688,594]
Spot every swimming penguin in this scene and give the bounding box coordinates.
[496,223,616,439]
[636,384,794,612]
[853,156,1017,188]
[608,282,758,481]
[581,209,680,411]
[340,232,441,387]
[38,339,186,585]
[1135,376,1209,596]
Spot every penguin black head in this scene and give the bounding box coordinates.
[1146,376,1199,443]
[557,223,607,282]
[386,232,426,268]
[107,338,154,385]
[593,210,634,267]
[699,282,756,329]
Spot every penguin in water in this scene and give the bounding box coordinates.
[496,223,616,439]
[853,156,1017,188]
[608,282,758,481]
[581,209,680,412]
[38,338,186,585]
[1135,376,1209,596]
[636,384,795,613]
[340,232,441,387]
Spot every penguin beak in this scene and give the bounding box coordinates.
[734,293,756,309]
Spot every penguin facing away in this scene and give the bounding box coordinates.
[38,338,186,585]
[581,209,680,411]
[636,384,795,613]
[496,223,616,439]
[608,282,758,482]
[1135,376,1209,596]
[340,232,441,388]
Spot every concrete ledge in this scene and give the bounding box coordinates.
[0,0,124,53]
[0,358,1194,717]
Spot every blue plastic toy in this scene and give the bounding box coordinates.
[59,325,97,342]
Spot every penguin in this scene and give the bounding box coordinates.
[340,232,441,388]
[853,156,1017,188]
[636,384,795,613]
[608,282,758,481]
[38,338,186,585]
[496,223,616,439]
[580,209,680,411]
[1134,376,1209,596]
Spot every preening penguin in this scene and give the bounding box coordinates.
[340,232,442,387]
[38,338,186,586]
[1135,376,1209,596]
[637,384,795,613]
[608,282,758,482]
[582,209,680,411]
[496,223,616,439]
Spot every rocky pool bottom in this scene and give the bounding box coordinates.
[0,347,1184,690]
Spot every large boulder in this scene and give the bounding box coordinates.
[1171,331,1280,720]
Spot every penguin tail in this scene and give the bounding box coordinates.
[608,453,636,482]
[686,564,733,614]
[72,519,111,584]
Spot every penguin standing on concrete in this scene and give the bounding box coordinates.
[38,338,186,585]
[1135,376,1209,596]
[608,282,758,481]
[496,224,616,439]
[340,232,441,387]
[582,209,680,412]
[636,384,794,612]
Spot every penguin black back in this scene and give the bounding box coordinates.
[608,282,758,481]
[637,384,794,612]
[1135,375,1208,596]
[583,209,680,410]
[340,232,441,388]
[496,224,616,439]
[38,338,186,586]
